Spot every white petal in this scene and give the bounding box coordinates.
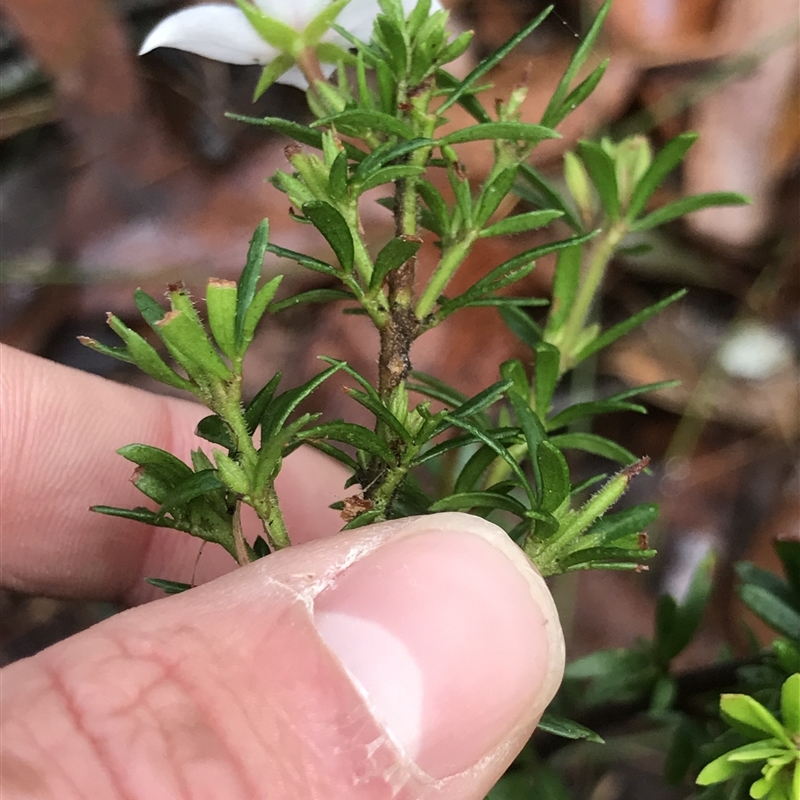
[253,0,328,29]
[334,0,381,41]
[410,0,445,13]
[335,0,446,43]
[277,60,337,89]
[139,4,279,66]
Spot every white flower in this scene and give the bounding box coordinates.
[139,0,443,90]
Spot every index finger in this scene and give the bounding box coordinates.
[0,345,348,604]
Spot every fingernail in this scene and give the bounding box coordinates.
[313,513,564,779]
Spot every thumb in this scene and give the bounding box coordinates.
[1,512,564,800]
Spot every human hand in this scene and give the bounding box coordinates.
[0,344,565,799]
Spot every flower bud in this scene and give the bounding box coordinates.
[615,135,652,210]
[564,151,594,224]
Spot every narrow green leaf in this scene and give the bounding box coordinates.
[327,149,349,202]
[480,209,564,238]
[240,275,283,351]
[134,288,166,326]
[474,166,518,228]
[357,164,426,194]
[190,448,214,472]
[352,138,433,182]
[782,674,800,737]
[156,469,224,521]
[584,503,659,545]
[269,287,354,313]
[375,59,395,115]
[537,441,570,513]
[370,236,422,292]
[226,115,324,154]
[375,14,407,71]
[417,179,449,236]
[575,289,688,363]
[571,472,608,495]
[206,279,238,359]
[724,740,788,763]
[516,163,584,232]
[355,49,373,108]
[234,0,298,50]
[315,41,355,66]
[264,242,339,279]
[545,244,582,337]
[538,711,604,743]
[454,443,511,493]
[500,358,528,397]
[407,0,432,35]
[90,505,178,528]
[261,364,341,438]
[428,491,528,516]
[547,399,647,430]
[446,417,537,507]
[77,337,133,363]
[626,132,698,221]
[533,342,560,417]
[720,694,793,745]
[307,440,360,471]
[154,310,231,382]
[776,540,800,598]
[696,751,745,785]
[500,306,543,348]
[213,451,250,495]
[341,508,384,530]
[299,421,396,465]
[252,53,296,100]
[314,109,414,139]
[738,585,800,640]
[118,443,193,483]
[235,220,269,347]
[438,121,559,147]
[408,370,467,407]
[631,192,749,231]
[433,68,491,124]
[508,390,546,498]
[604,379,682,402]
[560,545,656,570]
[104,315,193,391]
[555,59,609,123]
[541,0,611,127]
[735,562,796,609]
[244,372,282,433]
[438,5,553,113]
[577,140,620,219]
[144,577,193,594]
[548,432,638,465]
[446,378,513,426]
[195,415,234,449]
[304,0,351,43]
[655,554,714,664]
[450,297,548,309]
[437,262,536,321]
[301,201,354,272]
[346,389,411,442]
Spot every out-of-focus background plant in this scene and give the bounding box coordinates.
[1,1,797,798]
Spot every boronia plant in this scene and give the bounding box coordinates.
[78,0,782,794]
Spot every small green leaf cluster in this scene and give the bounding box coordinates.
[559,553,715,717]
[696,675,799,799]
[84,222,300,558]
[690,542,800,799]
[541,130,746,374]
